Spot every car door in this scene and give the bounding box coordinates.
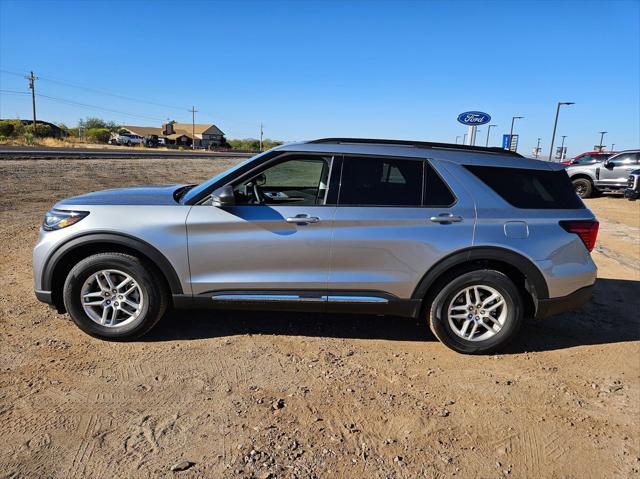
[186,154,336,299]
[598,153,639,187]
[328,155,475,300]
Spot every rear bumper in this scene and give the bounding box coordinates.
[534,284,594,320]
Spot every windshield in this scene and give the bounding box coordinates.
[181,151,269,204]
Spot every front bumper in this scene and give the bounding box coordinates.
[534,284,594,320]
[624,188,639,200]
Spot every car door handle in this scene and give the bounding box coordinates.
[430,213,463,223]
[286,214,320,224]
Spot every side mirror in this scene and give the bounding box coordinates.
[211,185,235,207]
[603,160,613,169]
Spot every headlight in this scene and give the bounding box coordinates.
[43,210,89,231]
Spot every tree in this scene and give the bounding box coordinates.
[78,117,120,132]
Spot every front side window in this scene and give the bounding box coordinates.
[339,156,423,206]
[609,153,638,166]
[233,156,331,205]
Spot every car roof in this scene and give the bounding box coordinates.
[274,138,565,171]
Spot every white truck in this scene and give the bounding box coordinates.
[109,133,144,146]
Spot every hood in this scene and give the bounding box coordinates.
[56,184,187,206]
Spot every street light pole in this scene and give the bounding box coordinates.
[611,143,615,153]
[598,131,607,151]
[548,102,574,162]
[485,124,496,147]
[509,116,524,151]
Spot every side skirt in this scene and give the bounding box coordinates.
[172,291,421,318]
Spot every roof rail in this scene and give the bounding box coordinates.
[307,138,523,157]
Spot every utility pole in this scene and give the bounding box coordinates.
[548,102,574,161]
[189,106,198,149]
[485,124,496,147]
[260,123,264,152]
[25,71,38,134]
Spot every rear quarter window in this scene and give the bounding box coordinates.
[465,165,585,209]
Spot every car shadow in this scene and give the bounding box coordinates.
[144,278,640,353]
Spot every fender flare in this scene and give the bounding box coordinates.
[41,232,183,294]
[411,246,549,301]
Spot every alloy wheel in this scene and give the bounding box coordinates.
[80,269,144,327]
[447,284,507,342]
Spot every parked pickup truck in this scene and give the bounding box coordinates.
[566,150,640,198]
[109,133,144,146]
[625,169,640,201]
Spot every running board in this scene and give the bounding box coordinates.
[211,294,389,304]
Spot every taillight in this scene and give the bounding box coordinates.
[560,220,599,252]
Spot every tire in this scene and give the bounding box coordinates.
[572,177,593,198]
[428,270,523,354]
[63,252,168,340]
[127,141,132,147]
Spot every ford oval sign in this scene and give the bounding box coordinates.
[457,111,491,126]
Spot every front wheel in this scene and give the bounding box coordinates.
[572,178,593,198]
[63,252,168,340]
[428,270,523,354]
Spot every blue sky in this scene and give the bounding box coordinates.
[1,0,638,157]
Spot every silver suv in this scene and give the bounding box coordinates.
[567,150,640,198]
[33,139,598,353]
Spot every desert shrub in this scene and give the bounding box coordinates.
[22,131,34,145]
[228,138,283,151]
[0,120,15,137]
[85,127,111,143]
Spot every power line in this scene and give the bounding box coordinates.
[1,68,185,111]
[36,93,165,122]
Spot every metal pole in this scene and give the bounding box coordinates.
[611,143,615,152]
[535,137,541,158]
[463,133,467,144]
[598,131,607,150]
[560,135,567,159]
[25,71,38,134]
[455,135,461,144]
[509,116,523,151]
[485,124,496,147]
[260,122,263,152]
[548,102,573,161]
[190,106,198,150]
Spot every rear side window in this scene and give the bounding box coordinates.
[465,165,584,209]
[339,156,423,206]
[425,162,456,206]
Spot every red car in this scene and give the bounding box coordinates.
[561,151,614,165]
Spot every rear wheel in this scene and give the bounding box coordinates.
[428,270,523,354]
[63,253,168,340]
[572,177,593,198]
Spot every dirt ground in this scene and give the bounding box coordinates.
[1,158,638,479]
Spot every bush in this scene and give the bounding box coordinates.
[85,127,111,143]
[32,123,54,137]
[228,138,283,152]
[0,120,15,137]
[22,131,34,145]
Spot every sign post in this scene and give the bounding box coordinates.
[457,111,491,146]
[502,134,519,152]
